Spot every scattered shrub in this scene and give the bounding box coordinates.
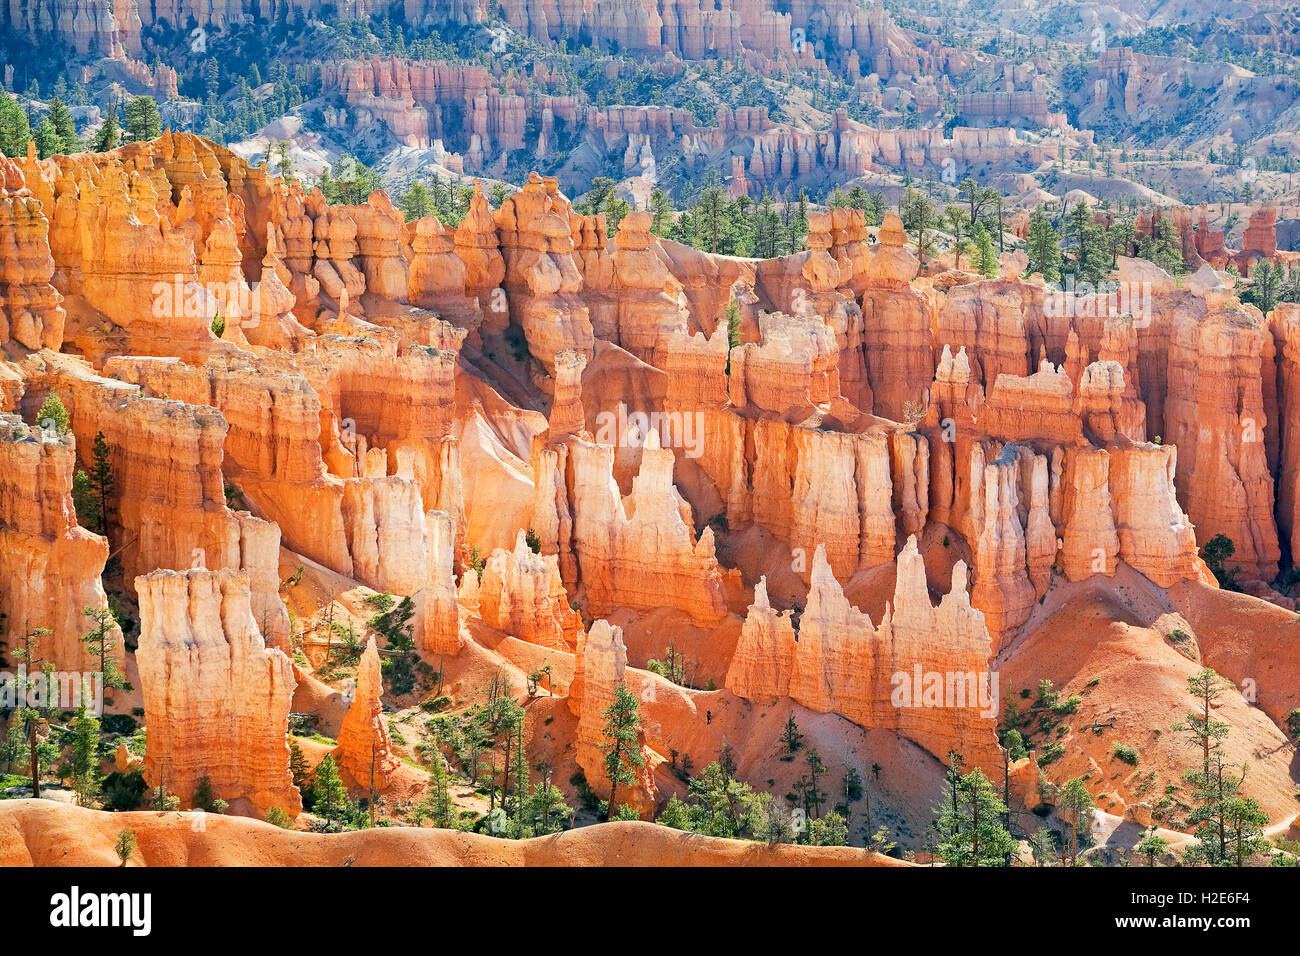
[1111,742,1140,765]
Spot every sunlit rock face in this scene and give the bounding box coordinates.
[135,568,301,817]
[3,135,1296,846]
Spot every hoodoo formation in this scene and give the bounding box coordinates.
[0,132,1296,872]
[1,0,1300,890]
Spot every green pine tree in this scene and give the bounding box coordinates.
[365,592,416,695]
[933,751,1016,866]
[417,752,455,829]
[87,431,114,538]
[600,682,645,820]
[1025,209,1063,282]
[81,605,127,690]
[310,754,352,824]
[1057,776,1095,864]
[32,117,60,159]
[649,188,673,236]
[0,96,32,157]
[972,222,999,277]
[47,96,79,153]
[399,179,432,221]
[36,392,70,436]
[69,706,102,807]
[123,96,162,143]
[91,113,120,152]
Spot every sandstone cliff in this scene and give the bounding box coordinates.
[135,568,301,817]
[727,536,1002,774]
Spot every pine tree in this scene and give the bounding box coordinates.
[87,431,113,538]
[36,392,70,435]
[959,177,987,225]
[366,592,416,695]
[1182,751,1251,864]
[790,189,809,251]
[289,739,310,796]
[780,714,804,753]
[1221,797,1270,866]
[746,791,794,845]
[525,763,572,834]
[81,605,126,689]
[1135,829,1169,866]
[575,176,616,216]
[649,188,673,236]
[601,189,630,237]
[114,830,137,867]
[972,221,999,277]
[864,190,887,227]
[808,810,849,846]
[91,113,119,152]
[495,699,525,825]
[0,96,31,157]
[69,707,101,807]
[192,775,229,814]
[417,753,455,829]
[10,619,50,672]
[1176,668,1231,779]
[310,754,351,824]
[1065,201,1091,266]
[793,747,828,820]
[1028,826,1058,866]
[1025,210,1063,282]
[46,97,79,154]
[399,179,432,221]
[1137,217,1184,275]
[987,188,1005,252]
[695,185,728,254]
[944,205,970,270]
[1107,217,1136,267]
[657,793,692,831]
[723,298,741,375]
[319,156,383,205]
[274,141,292,178]
[900,188,936,264]
[752,192,779,258]
[123,96,162,143]
[933,751,1016,866]
[1078,224,1111,284]
[1245,260,1281,315]
[1057,777,1095,864]
[72,470,98,532]
[685,759,751,837]
[600,682,645,819]
[33,117,60,159]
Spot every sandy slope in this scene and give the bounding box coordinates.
[1000,567,1300,827]
[0,801,907,867]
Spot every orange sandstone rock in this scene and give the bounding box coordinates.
[0,412,121,671]
[566,431,728,623]
[333,637,400,791]
[729,536,1001,774]
[0,157,65,351]
[496,173,593,372]
[478,529,580,650]
[135,568,301,817]
[571,619,658,817]
[1164,304,1279,580]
